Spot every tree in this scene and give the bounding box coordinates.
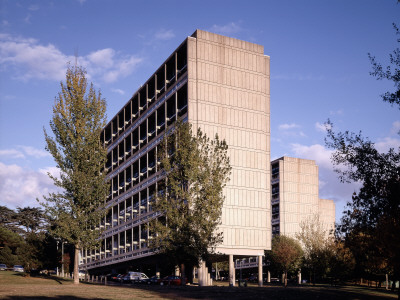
[328,240,355,284]
[0,226,25,266]
[149,122,231,285]
[296,215,335,284]
[269,235,303,287]
[16,207,46,235]
[41,65,109,284]
[0,206,22,234]
[369,23,400,109]
[326,24,400,297]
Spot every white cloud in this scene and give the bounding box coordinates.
[24,14,32,24]
[391,120,400,135]
[279,123,300,130]
[0,145,49,159]
[291,143,333,169]
[111,88,125,95]
[278,123,305,137]
[315,121,331,132]
[0,33,143,83]
[101,55,142,83]
[0,149,25,159]
[375,137,400,153]
[329,109,343,116]
[0,162,60,209]
[87,48,115,69]
[210,22,242,35]
[18,146,50,158]
[28,5,39,11]
[154,29,175,41]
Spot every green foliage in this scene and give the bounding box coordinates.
[16,207,46,235]
[268,235,303,287]
[327,240,355,282]
[0,207,59,271]
[0,206,22,234]
[369,23,400,109]
[296,215,335,283]
[149,122,231,272]
[41,65,109,283]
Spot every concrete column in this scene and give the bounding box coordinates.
[229,254,235,287]
[198,262,203,286]
[258,255,263,287]
[175,266,180,276]
[386,274,389,290]
[298,270,302,284]
[202,263,207,286]
[267,271,271,283]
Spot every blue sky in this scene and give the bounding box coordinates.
[0,0,399,223]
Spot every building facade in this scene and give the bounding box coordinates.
[271,156,335,237]
[79,30,271,277]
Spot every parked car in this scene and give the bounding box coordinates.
[106,273,120,282]
[13,265,24,272]
[123,272,149,283]
[0,264,7,271]
[142,275,160,285]
[159,275,184,286]
[78,270,86,279]
[247,274,258,282]
[119,273,130,283]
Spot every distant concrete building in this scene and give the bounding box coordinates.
[79,30,271,286]
[271,157,335,237]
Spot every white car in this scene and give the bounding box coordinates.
[13,265,24,272]
[126,271,149,283]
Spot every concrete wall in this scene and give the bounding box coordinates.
[188,30,271,255]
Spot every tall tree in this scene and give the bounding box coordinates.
[269,235,303,287]
[296,215,335,284]
[326,23,400,297]
[149,122,231,284]
[41,65,109,284]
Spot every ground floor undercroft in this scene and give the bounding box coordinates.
[80,251,267,286]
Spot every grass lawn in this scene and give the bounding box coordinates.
[0,271,397,300]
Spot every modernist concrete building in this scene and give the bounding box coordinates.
[271,156,335,237]
[79,30,271,285]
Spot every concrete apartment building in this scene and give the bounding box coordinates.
[234,157,335,274]
[79,30,271,284]
[271,157,335,237]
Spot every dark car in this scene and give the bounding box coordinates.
[142,275,160,285]
[119,273,132,283]
[159,275,184,286]
[106,273,120,282]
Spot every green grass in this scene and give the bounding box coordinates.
[0,271,397,300]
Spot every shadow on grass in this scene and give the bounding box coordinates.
[3,297,109,300]
[128,283,397,300]
[12,273,72,285]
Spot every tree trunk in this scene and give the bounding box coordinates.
[284,271,287,288]
[180,263,186,285]
[73,245,79,285]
